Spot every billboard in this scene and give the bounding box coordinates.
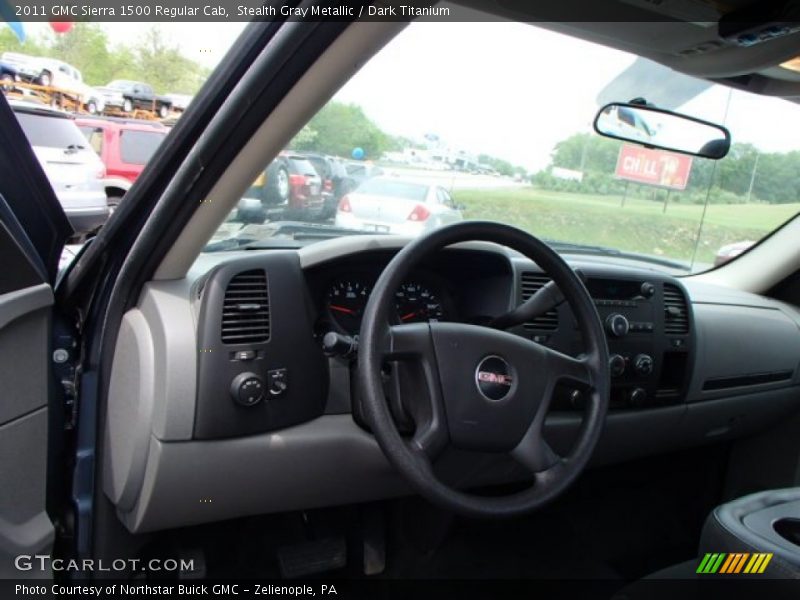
[615,143,693,190]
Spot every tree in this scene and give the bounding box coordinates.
[290,125,318,148]
[0,24,209,94]
[0,26,47,56]
[292,101,393,159]
[133,26,209,94]
[42,23,113,85]
[550,133,621,173]
[477,154,524,177]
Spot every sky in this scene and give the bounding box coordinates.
[20,20,800,171]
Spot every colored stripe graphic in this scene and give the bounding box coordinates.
[697,553,726,573]
[732,553,749,573]
[696,553,713,573]
[699,552,773,574]
[758,553,772,573]
[719,554,736,573]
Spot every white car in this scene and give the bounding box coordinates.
[165,93,193,111]
[11,101,109,235]
[335,177,463,235]
[0,52,105,113]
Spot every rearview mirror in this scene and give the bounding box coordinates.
[594,102,731,159]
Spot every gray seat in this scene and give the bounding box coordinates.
[616,488,800,599]
[700,487,800,579]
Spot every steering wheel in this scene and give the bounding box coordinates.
[358,221,610,518]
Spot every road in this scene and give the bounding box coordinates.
[375,166,527,191]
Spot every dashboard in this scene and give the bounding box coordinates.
[305,249,513,338]
[102,237,800,534]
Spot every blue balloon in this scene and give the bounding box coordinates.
[351,147,365,160]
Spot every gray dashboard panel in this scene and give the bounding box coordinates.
[688,304,800,402]
[138,279,198,441]
[103,238,800,533]
[116,415,406,533]
[103,310,155,511]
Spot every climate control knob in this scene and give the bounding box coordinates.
[633,353,654,376]
[230,372,265,407]
[609,354,626,377]
[605,313,630,337]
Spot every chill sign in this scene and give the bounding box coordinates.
[615,143,693,190]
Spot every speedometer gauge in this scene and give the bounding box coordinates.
[326,280,369,335]
[395,282,444,323]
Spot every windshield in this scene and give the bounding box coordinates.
[356,179,429,201]
[120,130,167,165]
[15,112,87,149]
[287,157,318,176]
[210,22,799,272]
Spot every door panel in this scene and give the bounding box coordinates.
[0,215,55,579]
[0,410,53,579]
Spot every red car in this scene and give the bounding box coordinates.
[247,152,325,220]
[75,116,168,209]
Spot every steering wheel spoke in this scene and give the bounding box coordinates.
[511,429,562,474]
[545,347,595,390]
[382,322,432,360]
[408,417,448,461]
[382,323,450,461]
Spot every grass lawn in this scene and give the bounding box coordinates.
[452,188,798,266]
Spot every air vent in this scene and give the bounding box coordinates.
[520,272,558,331]
[221,270,270,344]
[663,283,689,335]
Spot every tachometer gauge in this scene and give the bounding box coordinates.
[395,282,444,323]
[326,280,370,335]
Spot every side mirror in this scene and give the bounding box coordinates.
[594,102,731,159]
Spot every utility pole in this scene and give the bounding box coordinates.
[746,152,759,203]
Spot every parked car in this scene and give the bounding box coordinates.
[344,160,384,186]
[75,117,169,210]
[0,52,48,85]
[95,80,173,117]
[164,93,193,112]
[0,60,21,84]
[10,100,108,235]
[247,153,325,220]
[335,177,463,235]
[303,153,352,218]
[0,52,105,113]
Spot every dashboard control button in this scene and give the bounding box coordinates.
[605,313,630,337]
[234,350,256,361]
[230,372,265,407]
[267,368,288,397]
[640,282,656,298]
[629,387,647,407]
[633,354,654,376]
[609,354,626,377]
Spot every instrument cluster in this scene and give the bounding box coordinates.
[322,274,451,336]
